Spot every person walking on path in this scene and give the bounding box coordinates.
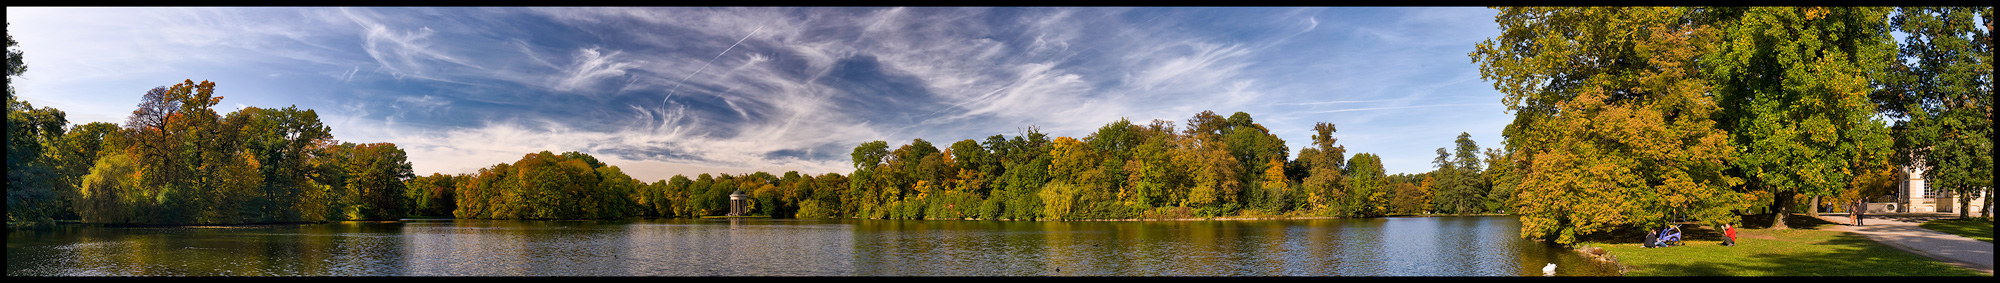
[1816,214,1993,274]
[1852,200,1865,226]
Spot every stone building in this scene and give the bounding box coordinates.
[1887,156,1988,214]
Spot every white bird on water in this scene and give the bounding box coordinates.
[1543,263,1557,276]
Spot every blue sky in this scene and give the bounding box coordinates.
[7,7,1515,181]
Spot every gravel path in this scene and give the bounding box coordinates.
[1815,214,1993,275]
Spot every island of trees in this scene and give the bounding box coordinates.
[8,7,1991,246]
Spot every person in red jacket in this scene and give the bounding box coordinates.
[1722,223,1737,246]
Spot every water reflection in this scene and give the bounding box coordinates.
[10,216,1617,276]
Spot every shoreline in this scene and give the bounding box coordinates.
[18,213,1523,229]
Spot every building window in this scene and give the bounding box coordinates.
[1922,181,1934,198]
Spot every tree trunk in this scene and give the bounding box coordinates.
[1771,191,1791,230]
[1982,188,1992,219]
[1809,195,1820,216]
[1959,185,1971,219]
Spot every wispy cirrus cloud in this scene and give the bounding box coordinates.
[9,7,1514,178]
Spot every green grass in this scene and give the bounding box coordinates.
[1920,218,1995,243]
[1584,215,1991,276]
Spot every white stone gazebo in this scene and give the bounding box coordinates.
[728,189,748,216]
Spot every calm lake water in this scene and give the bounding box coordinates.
[7,216,1620,276]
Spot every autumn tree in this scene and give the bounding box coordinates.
[1473,7,1747,243]
[1297,122,1348,215]
[1391,173,1432,215]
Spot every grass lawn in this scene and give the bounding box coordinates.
[1583,215,1991,276]
[1919,218,1994,243]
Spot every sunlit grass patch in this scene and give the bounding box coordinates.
[1919,218,1993,243]
[1586,216,1990,276]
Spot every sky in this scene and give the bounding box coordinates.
[7,7,1516,182]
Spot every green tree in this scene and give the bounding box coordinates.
[1882,7,1992,219]
[47,122,119,220]
[1707,7,1898,229]
[1481,147,1519,213]
[405,173,458,217]
[339,142,413,221]
[7,23,70,225]
[1434,133,1487,214]
[232,106,332,222]
[1428,148,1458,214]
[77,152,143,224]
[1344,153,1389,217]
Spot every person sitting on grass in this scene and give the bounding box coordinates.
[1721,223,1736,246]
[1645,228,1659,248]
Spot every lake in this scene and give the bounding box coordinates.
[7,215,1621,276]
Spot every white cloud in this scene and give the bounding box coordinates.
[11,7,1519,177]
[553,47,638,93]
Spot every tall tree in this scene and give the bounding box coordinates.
[1708,7,1898,229]
[1883,7,1992,219]
[1473,7,1747,244]
[1429,147,1459,214]
[1436,133,1487,214]
[1298,122,1348,215]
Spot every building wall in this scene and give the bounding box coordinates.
[1897,164,1988,214]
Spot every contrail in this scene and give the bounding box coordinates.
[664,26,762,104]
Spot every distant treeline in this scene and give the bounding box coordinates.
[11,80,415,225]
[419,110,1513,221]
[8,75,1513,224]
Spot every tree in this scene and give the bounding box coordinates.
[77,153,144,224]
[233,106,332,222]
[339,142,413,221]
[1481,147,1519,213]
[1429,148,1458,214]
[1343,153,1390,217]
[1179,132,1240,216]
[47,122,119,220]
[1708,7,1899,229]
[405,173,458,217]
[1473,7,1747,244]
[1258,157,1293,213]
[1298,122,1347,215]
[851,140,890,172]
[1882,7,1992,219]
[1432,133,1489,215]
[7,23,70,225]
[1392,174,1433,215]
